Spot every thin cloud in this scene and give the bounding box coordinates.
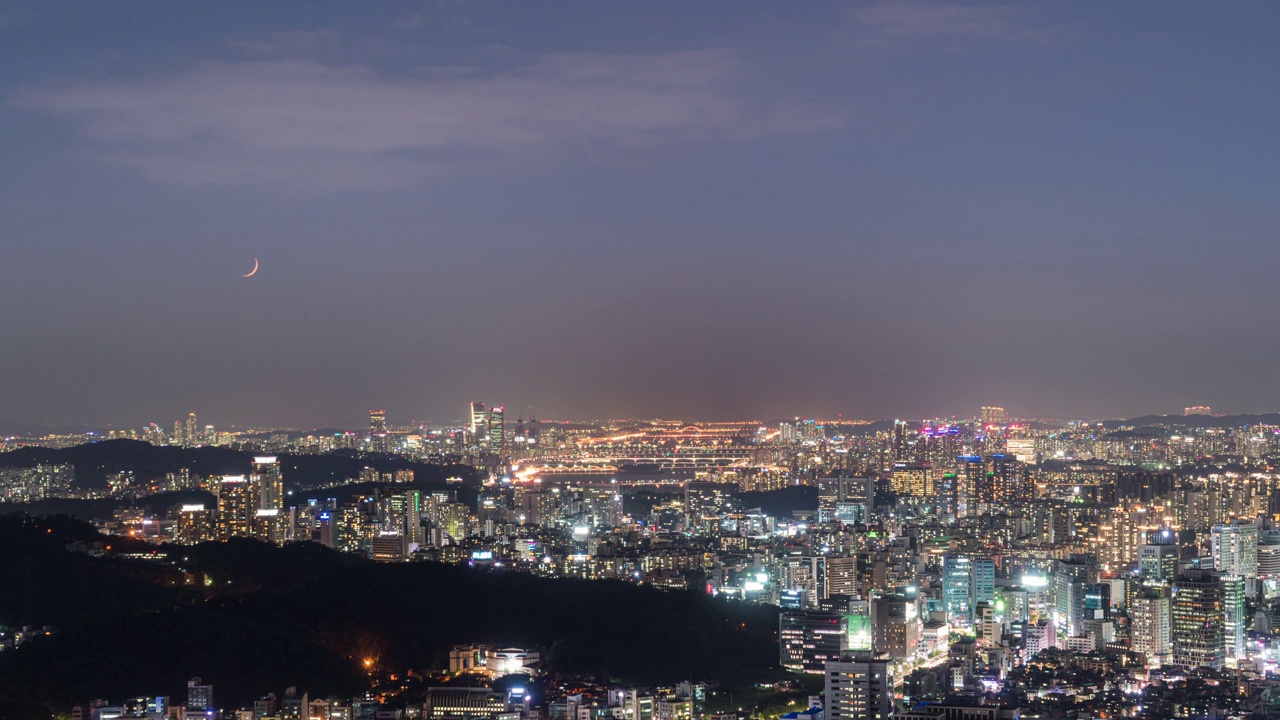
[847,1,1070,45]
[14,50,845,192]
[227,29,344,56]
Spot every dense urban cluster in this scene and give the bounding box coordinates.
[7,403,1280,719]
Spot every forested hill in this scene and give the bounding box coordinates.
[0,516,781,718]
[0,439,478,490]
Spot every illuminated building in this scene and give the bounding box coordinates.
[942,555,993,628]
[891,420,912,463]
[217,475,256,540]
[469,401,488,448]
[253,456,283,511]
[779,610,846,673]
[186,678,212,715]
[424,688,504,720]
[845,600,873,652]
[487,406,505,455]
[185,412,198,447]
[1223,574,1246,664]
[371,531,405,561]
[826,555,858,598]
[174,504,215,544]
[369,410,387,434]
[824,656,893,720]
[1130,587,1171,666]
[1172,569,1225,670]
[891,463,933,500]
[817,474,873,523]
[980,406,1006,425]
[1212,520,1258,578]
[1138,529,1179,584]
[872,593,919,661]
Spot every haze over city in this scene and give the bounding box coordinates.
[4,2,1280,427]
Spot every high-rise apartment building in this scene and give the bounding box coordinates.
[217,475,257,540]
[980,406,1006,425]
[1212,520,1258,578]
[1130,587,1171,666]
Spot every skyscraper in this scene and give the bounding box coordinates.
[469,401,488,444]
[824,657,893,720]
[1130,587,1171,667]
[1138,529,1180,584]
[253,456,283,511]
[369,409,387,434]
[1172,569,1225,670]
[980,406,1006,425]
[487,406,505,455]
[185,412,198,447]
[942,555,974,627]
[1212,520,1258,578]
[1223,574,1246,665]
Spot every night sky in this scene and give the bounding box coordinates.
[3,2,1279,428]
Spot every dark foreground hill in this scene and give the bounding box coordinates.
[0,516,780,717]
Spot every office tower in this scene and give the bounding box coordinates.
[371,531,405,561]
[871,594,919,661]
[487,406,505,455]
[469,402,488,442]
[824,657,893,720]
[826,556,859,598]
[817,474,873,523]
[185,412,198,447]
[942,555,974,627]
[779,610,846,673]
[187,678,213,715]
[972,558,996,612]
[1223,574,1246,664]
[217,475,257,540]
[782,554,828,607]
[941,555,993,628]
[1053,555,1096,637]
[1130,587,1172,666]
[1212,520,1259,578]
[845,600,873,652]
[1172,569,1226,670]
[980,406,1006,425]
[890,463,932,500]
[1138,528,1180,584]
[369,409,387,434]
[1259,533,1280,577]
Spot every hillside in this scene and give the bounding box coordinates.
[0,516,781,715]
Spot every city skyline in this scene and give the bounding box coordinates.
[4,2,1280,426]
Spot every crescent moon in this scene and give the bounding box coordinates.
[242,258,259,278]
